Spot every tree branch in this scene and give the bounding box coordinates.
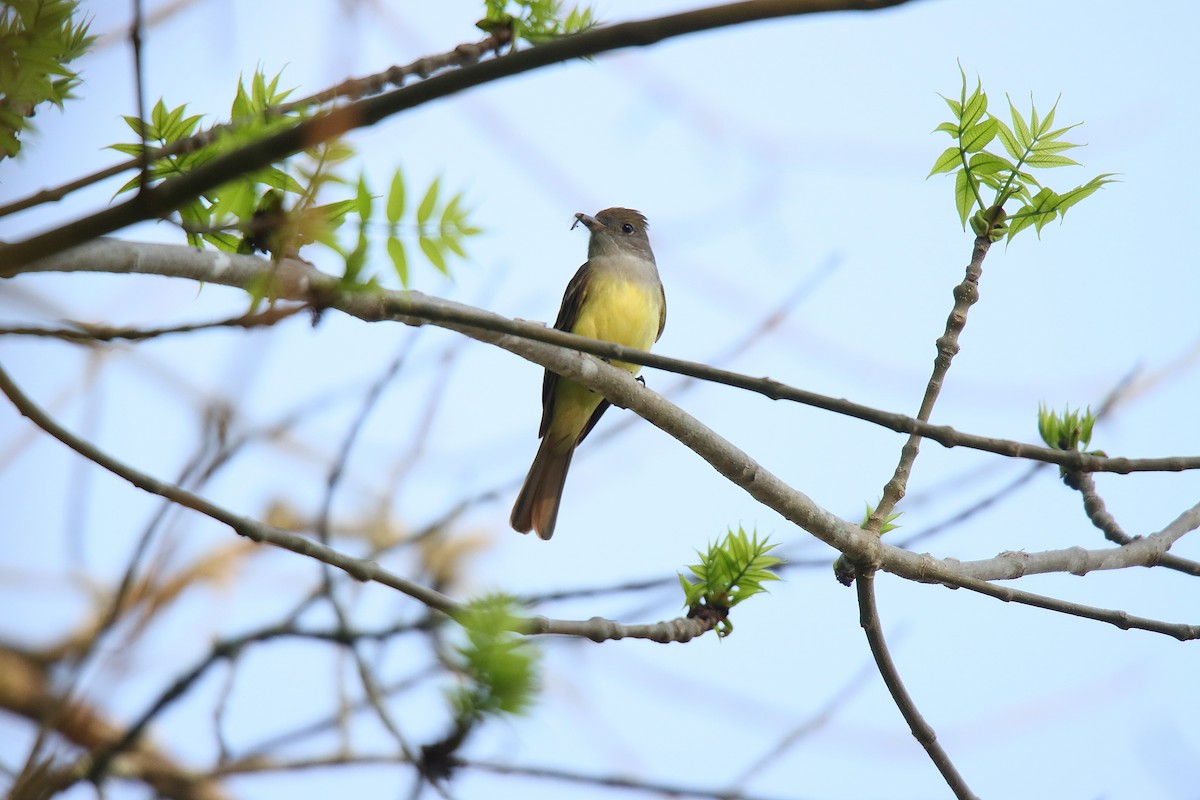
[0,644,227,800]
[1068,471,1200,576]
[11,239,1200,476]
[0,0,916,268]
[855,573,979,800]
[873,233,989,527]
[0,363,727,652]
[6,245,1200,640]
[0,306,304,343]
[0,32,511,219]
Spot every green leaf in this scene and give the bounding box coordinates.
[202,230,242,252]
[209,179,255,223]
[968,151,1014,175]
[417,177,440,226]
[258,168,306,195]
[1053,174,1117,217]
[1030,138,1081,155]
[419,234,447,274]
[961,117,998,153]
[343,227,369,284]
[678,527,782,637]
[231,77,250,118]
[932,121,960,137]
[150,98,168,131]
[1038,123,1084,143]
[388,236,409,286]
[954,168,974,228]
[447,595,540,723]
[355,174,373,221]
[314,199,357,226]
[993,117,1022,160]
[927,146,961,178]
[443,232,467,259]
[1023,152,1081,169]
[1008,96,1032,150]
[962,84,987,129]
[442,192,463,228]
[1004,208,1036,242]
[1037,403,1097,451]
[386,169,406,224]
[1028,187,1060,231]
[1037,98,1059,137]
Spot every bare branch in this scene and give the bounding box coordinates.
[0,32,510,219]
[855,573,979,800]
[0,363,729,649]
[0,0,917,267]
[0,305,305,343]
[13,239,1200,476]
[933,560,1200,640]
[9,243,1200,601]
[872,233,989,529]
[0,644,228,800]
[1068,472,1200,576]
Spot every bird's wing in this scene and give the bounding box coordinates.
[538,260,593,439]
[656,280,667,342]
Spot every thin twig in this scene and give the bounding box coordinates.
[0,360,461,615]
[9,250,1200,595]
[462,757,795,800]
[855,572,979,799]
[728,655,880,788]
[934,564,1200,640]
[871,233,990,531]
[0,0,916,266]
[130,0,150,194]
[0,32,511,219]
[14,240,1200,476]
[231,666,441,764]
[0,305,305,343]
[0,362,736,648]
[76,618,430,786]
[1068,472,1200,576]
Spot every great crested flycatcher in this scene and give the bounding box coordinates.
[510,207,666,540]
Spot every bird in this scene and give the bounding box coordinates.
[510,207,666,540]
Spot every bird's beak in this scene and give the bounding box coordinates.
[571,212,601,232]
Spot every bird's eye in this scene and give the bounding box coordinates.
[621,223,635,234]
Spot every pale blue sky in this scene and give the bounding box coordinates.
[2,1,1199,798]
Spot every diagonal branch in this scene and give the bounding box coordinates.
[0,305,305,343]
[12,239,1200,476]
[871,233,989,530]
[855,573,979,800]
[0,0,916,267]
[5,252,1199,639]
[0,644,228,800]
[0,363,730,652]
[1068,471,1200,576]
[0,33,511,219]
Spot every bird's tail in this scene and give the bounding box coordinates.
[510,438,574,540]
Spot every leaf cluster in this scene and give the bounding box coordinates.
[679,528,782,638]
[381,173,481,288]
[1037,403,1102,455]
[861,502,902,534]
[108,70,480,289]
[928,65,1115,243]
[447,595,540,724]
[0,0,94,158]
[477,0,596,47]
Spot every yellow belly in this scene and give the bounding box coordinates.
[545,270,663,446]
[570,272,662,374]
